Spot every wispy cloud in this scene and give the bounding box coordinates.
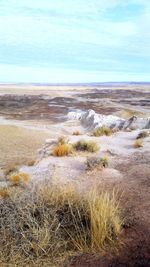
[0,0,150,82]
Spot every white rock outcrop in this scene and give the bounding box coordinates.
[67,109,150,130]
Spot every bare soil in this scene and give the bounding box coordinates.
[0,84,150,267]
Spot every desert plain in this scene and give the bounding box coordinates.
[0,83,150,267]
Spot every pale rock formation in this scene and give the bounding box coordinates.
[67,109,150,131]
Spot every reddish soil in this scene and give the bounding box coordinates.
[65,151,150,267]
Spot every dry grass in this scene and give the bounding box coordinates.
[0,125,48,168]
[0,188,10,198]
[3,163,17,176]
[73,130,81,136]
[10,172,31,185]
[134,139,144,148]
[0,183,122,266]
[73,140,99,153]
[88,188,121,250]
[26,159,36,166]
[57,136,69,145]
[136,130,149,139]
[93,127,112,137]
[86,156,109,171]
[53,143,73,156]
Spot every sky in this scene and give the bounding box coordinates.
[0,0,150,83]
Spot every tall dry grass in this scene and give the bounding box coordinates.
[53,143,73,156]
[0,183,122,266]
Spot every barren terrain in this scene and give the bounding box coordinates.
[0,83,150,267]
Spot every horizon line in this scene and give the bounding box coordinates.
[0,81,150,86]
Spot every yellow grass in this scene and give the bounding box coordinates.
[10,172,31,185]
[88,188,121,251]
[93,126,112,137]
[134,139,144,148]
[53,143,73,156]
[0,188,10,198]
[0,183,122,266]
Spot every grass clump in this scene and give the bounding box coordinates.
[136,130,149,139]
[86,156,109,171]
[73,140,99,153]
[0,183,122,266]
[93,126,112,137]
[10,172,31,185]
[26,159,36,166]
[53,143,73,157]
[0,188,10,198]
[73,130,81,136]
[88,189,121,250]
[4,163,17,176]
[134,139,144,148]
[57,136,69,145]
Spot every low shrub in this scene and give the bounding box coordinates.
[134,139,144,148]
[10,172,31,185]
[93,126,112,137]
[86,156,109,171]
[57,136,69,145]
[73,140,99,153]
[53,143,73,157]
[136,131,149,139]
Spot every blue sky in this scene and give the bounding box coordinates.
[0,0,150,83]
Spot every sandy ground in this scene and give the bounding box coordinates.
[0,124,49,168]
[0,84,150,266]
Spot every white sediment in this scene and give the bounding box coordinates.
[67,109,150,130]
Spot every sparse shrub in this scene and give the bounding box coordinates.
[0,188,9,198]
[136,131,149,139]
[134,139,144,148]
[73,140,99,153]
[27,159,36,166]
[73,130,81,136]
[58,136,69,145]
[100,155,109,168]
[10,172,31,185]
[93,126,112,137]
[53,143,73,156]
[86,156,109,171]
[4,164,17,176]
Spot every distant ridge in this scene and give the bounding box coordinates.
[0,82,150,87]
